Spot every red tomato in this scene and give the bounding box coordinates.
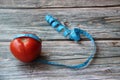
[10,36,42,62]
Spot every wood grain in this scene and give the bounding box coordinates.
[0,7,120,40]
[0,40,120,80]
[0,0,120,80]
[0,40,120,62]
[0,0,120,8]
[0,63,120,80]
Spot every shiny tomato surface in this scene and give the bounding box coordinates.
[10,37,41,62]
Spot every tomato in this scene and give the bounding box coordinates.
[10,34,42,62]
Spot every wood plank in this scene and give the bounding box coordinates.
[0,40,120,80]
[0,40,120,63]
[0,7,120,40]
[0,62,120,80]
[0,0,120,8]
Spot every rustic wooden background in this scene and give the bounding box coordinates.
[0,0,120,80]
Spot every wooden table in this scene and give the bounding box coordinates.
[0,0,120,80]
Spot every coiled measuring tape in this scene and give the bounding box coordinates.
[36,15,96,69]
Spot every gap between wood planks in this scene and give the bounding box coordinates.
[0,5,120,9]
[0,38,120,42]
[0,0,120,9]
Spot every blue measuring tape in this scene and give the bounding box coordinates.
[14,15,96,69]
[44,15,96,69]
[14,34,41,41]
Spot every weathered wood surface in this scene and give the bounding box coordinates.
[0,0,120,8]
[1,40,120,62]
[0,40,120,80]
[0,7,120,40]
[0,0,120,80]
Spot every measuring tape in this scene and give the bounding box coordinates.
[36,15,96,69]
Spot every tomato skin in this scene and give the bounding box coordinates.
[10,37,41,62]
